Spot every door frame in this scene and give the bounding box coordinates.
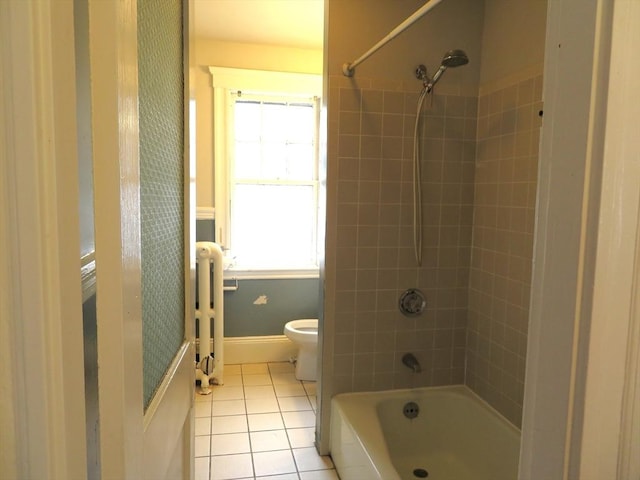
[520,0,640,479]
[1,1,88,477]
[1,0,197,477]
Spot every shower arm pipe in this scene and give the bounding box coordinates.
[342,0,445,77]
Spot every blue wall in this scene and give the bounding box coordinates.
[196,218,319,337]
[224,278,319,337]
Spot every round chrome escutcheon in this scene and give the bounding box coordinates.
[398,288,426,316]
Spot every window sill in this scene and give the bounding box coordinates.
[224,268,319,280]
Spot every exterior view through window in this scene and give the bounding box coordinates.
[228,93,319,273]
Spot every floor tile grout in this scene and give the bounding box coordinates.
[195,362,337,480]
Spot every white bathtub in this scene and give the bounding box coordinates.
[330,385,520,480]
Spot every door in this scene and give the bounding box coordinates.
[4,0,195,478]
[88,0,196,478]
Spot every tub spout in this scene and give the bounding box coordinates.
[402,353,422,373]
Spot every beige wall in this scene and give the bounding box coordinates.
[467,72,543,427]
[327,0,483,88]
[464,0,546,427]
[194,39,323,207]
[479,0,547,86]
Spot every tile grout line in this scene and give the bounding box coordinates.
[203,362,335,480]
[240,366,257,480]
[270,363,300,477]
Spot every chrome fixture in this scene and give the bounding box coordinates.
[425,49,469,92]
[412,49,469,265]
[415,64,428,84]
[402,352,422,373]
[403,401,420,419]
[399,288,426,316]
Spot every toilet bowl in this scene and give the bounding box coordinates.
[284,318,318,381]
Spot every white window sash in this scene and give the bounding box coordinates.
[210,67,321,276]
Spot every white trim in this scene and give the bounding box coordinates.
[213,335,297,365]
[143,341,194,478]
[184,0,197,477]
[225,270,320,280]
[225,94,321,271]
[1,1,87,477]
[213,83,230,246]
[196,206,215,220]
[519,0,601,470]
[89,0,144,477]
[210,67,322,254]
[209,66,322,96]
[578,0,640,477]
[521,0,640,478]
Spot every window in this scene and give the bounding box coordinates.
[210,67,322,278]
[229,94,319,271]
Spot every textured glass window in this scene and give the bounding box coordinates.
[138,0,185,410]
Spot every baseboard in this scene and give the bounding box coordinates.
[198,335,297,365]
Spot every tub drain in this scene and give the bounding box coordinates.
[403,402,420,419]
[413,468,429,478]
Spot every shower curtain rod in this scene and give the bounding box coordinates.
[342,0,445,77]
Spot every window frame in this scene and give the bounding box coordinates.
[209,67,322,279]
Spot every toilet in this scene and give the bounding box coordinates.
[284,318,318,381]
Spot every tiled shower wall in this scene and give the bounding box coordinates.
[466,72,543,427]
[327,75,478,394]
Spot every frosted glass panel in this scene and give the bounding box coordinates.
[138,0,184,410]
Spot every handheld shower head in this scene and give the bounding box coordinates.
[441,49,469,68]
[426,49,469,92]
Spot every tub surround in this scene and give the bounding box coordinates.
[320,2,485,452]
[326,75,478,395]
[466,68,543,427]
[319,0,547,452]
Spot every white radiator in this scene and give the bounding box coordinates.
[195,241,224,393]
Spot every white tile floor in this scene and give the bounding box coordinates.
[194,362,339,480]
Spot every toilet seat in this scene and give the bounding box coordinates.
[284,319,317,343]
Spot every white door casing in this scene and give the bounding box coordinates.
[1,1,87,478]
[1,0,196,477]
[521,0,640,479]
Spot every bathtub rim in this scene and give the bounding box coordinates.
[329,384,521,480]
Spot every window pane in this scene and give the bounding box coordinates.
[231,184,316,268]
[262,103,289,142]
[287,104,315,142]
[234,141,261,179]
[234,101,261,141]
[285,144,314,180]
[261,142,287,179]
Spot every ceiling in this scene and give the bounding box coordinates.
[194,0,324,49]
